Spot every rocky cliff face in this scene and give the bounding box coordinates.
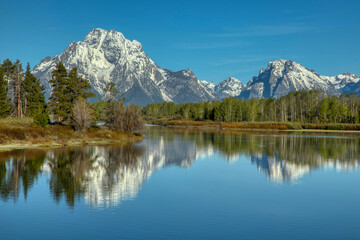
[33,28,214,106]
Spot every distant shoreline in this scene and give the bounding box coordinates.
[148,120,360,134]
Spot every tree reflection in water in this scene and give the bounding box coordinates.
[0,127,359,207]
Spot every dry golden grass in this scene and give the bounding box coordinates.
[0,118,143,151]
[0,117,34,126]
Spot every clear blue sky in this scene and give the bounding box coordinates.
[1,0,359,84]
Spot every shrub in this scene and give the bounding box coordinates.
[108,101,145,133]
[122,105,145,133]
[284,123,302,129]
[72,98,93,132]
[33,111,49,127]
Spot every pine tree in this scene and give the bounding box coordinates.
[66,68,94,99]
[0,66,11,117]
[49,63,94,124]
[22,63,47,118]
[11,60,24,118]
[2,59,15,78]
[2,59,23,117]
[49,62,68,123]
[64,67,94,123]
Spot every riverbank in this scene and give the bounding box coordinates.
[148,119,360,133]
[0,118,143,152]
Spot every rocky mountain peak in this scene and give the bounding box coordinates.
[33,28,214,106]
[239,59,338,99]
[201,77,244,99]
[214,77,244,99]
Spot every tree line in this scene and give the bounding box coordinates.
[143,90,360,124]
[0,59,143,132]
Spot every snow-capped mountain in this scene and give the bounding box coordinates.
[239,59,339,99]
[323,72,360,94]
[201,80,216,92]
[201,77,244,99]
[33,28,214,106]
[214,77,244,99]
[33,29,360,104]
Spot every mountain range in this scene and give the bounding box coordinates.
[33,28,360,106]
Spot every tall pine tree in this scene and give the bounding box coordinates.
[1,59,24,118]
[63,67,94,123]
[11,60,24,118]
[0,65,11,117]
[49,62,68,123]
[22,63,47,117]
[2,59,15,78]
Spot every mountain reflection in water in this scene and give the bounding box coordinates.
[0,127,359,208]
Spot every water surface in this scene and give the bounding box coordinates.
[1,127,359,239]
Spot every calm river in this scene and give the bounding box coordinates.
[0,127,359,239]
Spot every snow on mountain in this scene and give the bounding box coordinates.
[33,28,214,106]
[33,30,360,104]
[214,77,244,99]
[239,59,338,99]
[324,72,360,90]
[201,80,216,92]
[201,77,244,99]
[322,72,360,95]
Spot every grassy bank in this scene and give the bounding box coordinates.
[148,119,360,132]
[0,117,143,152]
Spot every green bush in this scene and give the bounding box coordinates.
[284,123,302,129]
[33,112,49,127]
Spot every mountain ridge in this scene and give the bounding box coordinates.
[239,59,360,99]
[33,28,360,105]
